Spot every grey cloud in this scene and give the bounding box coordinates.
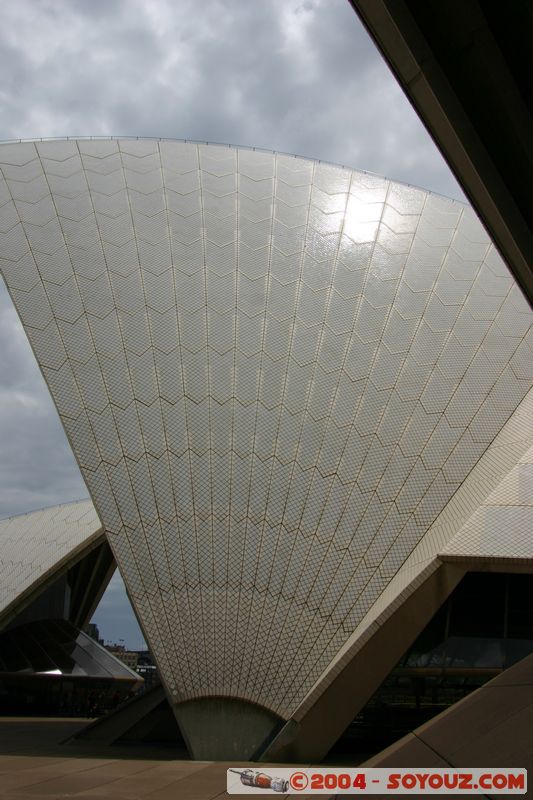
[0,289,87,518]
[0,0,462,196]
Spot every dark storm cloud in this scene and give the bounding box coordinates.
[0,0,464,642]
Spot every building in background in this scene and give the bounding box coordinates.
[0,138,531,760]
[134,650,159,691]
[84,622,103,644]
[105,644,139,671]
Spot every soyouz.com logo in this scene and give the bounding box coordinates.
[227,767,527,794]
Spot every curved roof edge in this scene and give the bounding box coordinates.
[0,499,104,628]
[0,135,468,206]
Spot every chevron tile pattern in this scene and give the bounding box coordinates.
[0,500,102,623]
[0,139,531,716]
[441,442,533,564]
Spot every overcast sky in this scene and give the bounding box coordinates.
[0,0,463,648]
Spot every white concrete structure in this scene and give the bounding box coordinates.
[0,139,531,758]
[0,500,102,628]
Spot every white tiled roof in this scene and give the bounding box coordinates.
[298,387,533,716]
[0,139,531,716]
[0,500,102,625]
[441,441,533,564]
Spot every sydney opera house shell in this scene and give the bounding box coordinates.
[0,138,532,760]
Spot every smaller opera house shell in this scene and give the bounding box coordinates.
[0,139,532,760]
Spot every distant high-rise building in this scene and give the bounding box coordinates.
[84,622,102,643]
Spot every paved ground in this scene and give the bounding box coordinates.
[0,718,331,800]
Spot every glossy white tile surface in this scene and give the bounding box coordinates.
[1,139,531,716]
